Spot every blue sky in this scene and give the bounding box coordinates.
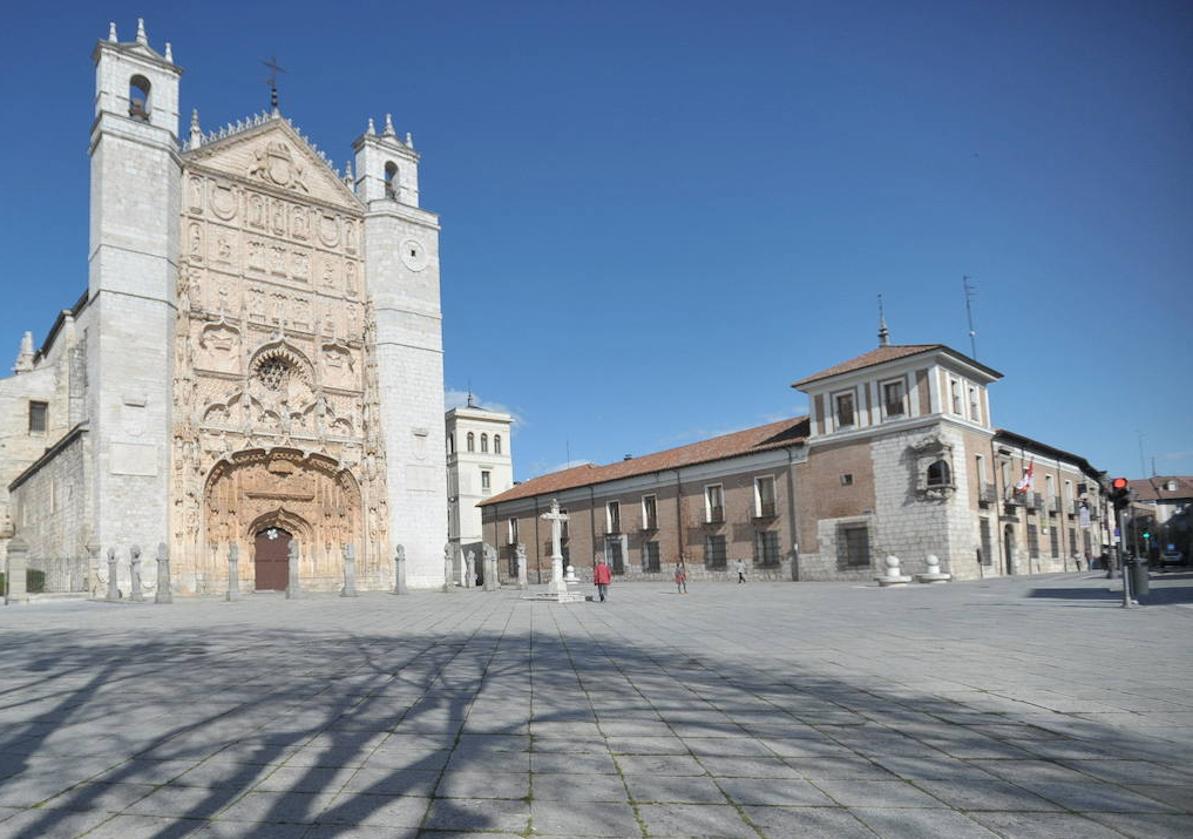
[1,1,1190,480]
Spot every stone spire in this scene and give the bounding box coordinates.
[188,109,203,149]
[164,42,173,63]
[12,331,34,374]
[366,117,376,136]
[383,113,396,136]
[405,131,414,148]
[877,294,890,347]
[108,21,118,42]
[135,17,148,46]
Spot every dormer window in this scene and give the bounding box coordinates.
[834,391,855,429]
[882,379,906,419]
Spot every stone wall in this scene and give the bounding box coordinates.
[9,428,92,592]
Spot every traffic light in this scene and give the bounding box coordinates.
[1110,477,1132,512]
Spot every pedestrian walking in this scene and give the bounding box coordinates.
[735,558,746,583]
[594,557,612,602]
[674,561,687,594]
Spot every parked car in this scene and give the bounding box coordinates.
[1159,548,1186,569]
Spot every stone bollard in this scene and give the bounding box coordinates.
[106,547,120,601]
[393,544,408,595]
[516,543,528,590]
[483,544,498,591]
[465,550,476,589]
[226,543,241,601]
[875,555,912,587]
[565,563,578,584]
[129,544,145,602]
[341,543,359,597]
[286,540,301,599]
[154,542,173,603]
[917,554,952,584]
[442,543,454,593]
[4,535,30,605]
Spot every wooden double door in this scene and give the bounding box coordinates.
[254,527,291,591]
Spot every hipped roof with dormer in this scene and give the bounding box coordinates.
[791,344,1003,390]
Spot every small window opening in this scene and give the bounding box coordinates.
[480,433,489,453]
[494,434,502,455]
[466,432,475,452]
[840,473,853,487]
[927,459,952,488]
[29,401,48,433]
[129,75,151,121]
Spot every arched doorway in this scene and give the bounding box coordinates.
[254,526,291,591]
[1003,524,1016,575]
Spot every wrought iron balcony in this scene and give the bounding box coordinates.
[706,507,725,525]
[754,501,777,519]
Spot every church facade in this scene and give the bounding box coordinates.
[0,20,448,594]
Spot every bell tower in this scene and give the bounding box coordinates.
[88,19,181,568]
[354,115,447,588]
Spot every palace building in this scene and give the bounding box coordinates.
[0,19,447,594]
[479,330,1111,584]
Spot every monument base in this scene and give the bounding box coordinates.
[874,575,913,587]
[522,591,587,603]
[916,573,952,584]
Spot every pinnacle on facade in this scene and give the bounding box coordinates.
[366,117,376,136]
[164,41,173,63]
[406,131,414,148]
[136,17,148,46]
[108,21,118,42]
[12,331,35,374]
[384,113,396,136]
[877,294,890,347]
[189,109,203,148]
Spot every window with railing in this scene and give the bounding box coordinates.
[606,501,621,534]
[838,524,870,570]
[755,530,780,567]
[641,494,658,530]
[704,534,727,569]
[754,476,776,518]
[705,484,724,524]
[643,541,660,572]
[1049,526,1059,558]
[1027,523,1040,558]
[979,518,993,566]
[507,517,518,545]
[882,378,906,419]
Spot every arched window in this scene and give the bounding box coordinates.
[927,459,951,488]
[480,433,489,453]
[494,434,502,455]
[384,161,398,199]
[466,432,475,452]
[129,75,151,121]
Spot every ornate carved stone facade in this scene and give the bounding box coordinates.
[171,121,389,593]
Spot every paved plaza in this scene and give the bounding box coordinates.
[1,572,1191,838]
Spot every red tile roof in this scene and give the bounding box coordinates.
[791,343,1002,389]
[479,416,809,507]
[1129,476,1193,502]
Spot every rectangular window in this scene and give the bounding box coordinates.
[1063,480,1073,506]
[607,501,621,533]
[1027,523,1040,558]
[1049,526,1059,558]
[950,379,962,414]
[1070,529,1078,557]
[834,391,855,428]
[641,494,658,530]
[704,534,727,569]
[28,401,48,433]
[838,525,870,569]
[643,541,660,572]
[979,517,993,566]
[754,476,776,517]
[756,530,780,567]
[705,485,724,523]
[481,470,491,493]
[1045,474,1056,501]
[968,386,980,422]
[882,379,906,418]
[507,517,518,545]
[606,537,625,574]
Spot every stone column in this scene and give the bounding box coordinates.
[85,540,100,597]
[483,543,498,592]
[106,547,120,601]
[516,542,528,590]
[341,543,359,597]
[154,542,173,604]
[226,543,241,602]
[465,550,476,589]
[286,540,301,599]
[393,544,408,595]
[129,544,145,602]
[442,543,454,593]
[4,535,29,605]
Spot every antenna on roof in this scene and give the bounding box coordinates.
[877,294,889,347]
[962,276,978,359]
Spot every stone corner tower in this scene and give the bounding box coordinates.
[88,18,180,563]
[354,115,447,588]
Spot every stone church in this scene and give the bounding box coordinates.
[0,20,447,594]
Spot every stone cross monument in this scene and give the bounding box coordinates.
[106,547,119,601]
[393,544,408,595]
[129,544,145,602]
[226,543,241,601]
[516,542,528,590]
[286,540,301,599]
[155,542,173,603]
[530,498,582,601]
[341,543,359,597]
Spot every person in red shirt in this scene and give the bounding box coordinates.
[593,557,613,602]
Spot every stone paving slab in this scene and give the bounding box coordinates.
[0,571,1190,837]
